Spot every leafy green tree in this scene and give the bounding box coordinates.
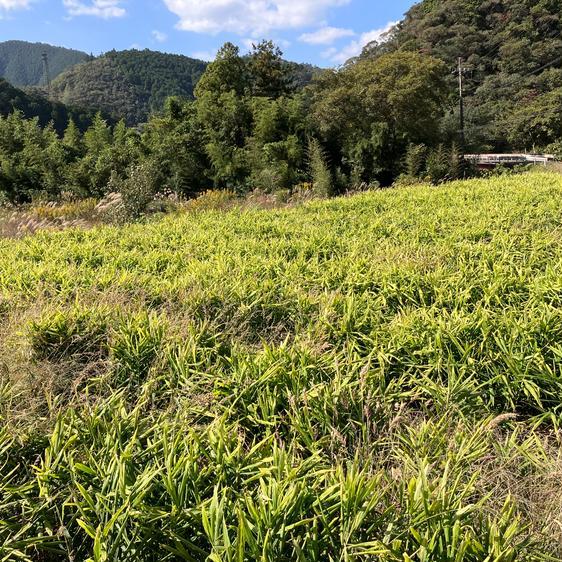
[308,138,333,196]
[246,94,310,190]
[404,143,429,179]
[83,113,112,155]
[0,112,67,202]
[40,123,68,196]
[312,51,447,185]
[360,0,562,153]
[196,91,252,189]
[249,40,289,99]
[62,119,82,151]
[66,113,116,196]
[194,43,249,97]
[109,119,142,177]
[62,119,84,163]
[426,144,452,184]
[507,87,562,149]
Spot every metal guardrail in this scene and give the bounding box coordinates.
[464,154,557,166]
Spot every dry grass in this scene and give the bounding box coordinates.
[0,187,319,239]
[0,201,97,238]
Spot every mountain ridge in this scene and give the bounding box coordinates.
[46,48,208,126]
[0,40,90,87]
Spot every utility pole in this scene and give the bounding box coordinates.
[457,57,466,154]
[41,52,51,93]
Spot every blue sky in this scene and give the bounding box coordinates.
[0,0,416,66]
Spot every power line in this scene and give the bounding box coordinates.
[459,27,562,92]
[485,28,562,83]
[521,54,562,79]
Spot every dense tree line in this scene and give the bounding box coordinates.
[0,41,89,87]
[0,41,455,204]
[3,0,562,181]
[5,0,562,208]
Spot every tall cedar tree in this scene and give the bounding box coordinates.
[249,40,289,99]
[194,43,249,97]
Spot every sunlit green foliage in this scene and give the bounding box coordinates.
[0,40,481,202]
[47,46,317,127]
[1,172,562,559]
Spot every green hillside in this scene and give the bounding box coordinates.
[363,0,562,151]
[50,49,208,126]
[0,40,89,87]
[0,41,319,127]
[49,48,320,126]
[2,171,562,559]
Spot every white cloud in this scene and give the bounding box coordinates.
[241,38,255,52]
[152,30,168,43]
[63,0,126,18]
[328,21,396,64]
[192,49,217,62]
[162,0,350,35]
[276,37,291,49]
[299,26,354,45]
[0,0,31,10]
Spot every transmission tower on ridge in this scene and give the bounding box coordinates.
[41,52,51,92]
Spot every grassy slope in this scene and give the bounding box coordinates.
[2,172,562,559]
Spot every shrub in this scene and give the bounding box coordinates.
[404,143,428,178]
[426,144,452,183]
[30,199,97,221]
[106,160,159,221]
[252,165,286,193]
[181,189,238,213]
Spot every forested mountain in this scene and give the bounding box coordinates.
[0,78,95,133]
[48,49,208,126]
[361,0,562,151]
[0,41,89,87]
[48,49,319,126]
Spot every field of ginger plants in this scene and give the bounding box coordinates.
[2,171,562,560]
